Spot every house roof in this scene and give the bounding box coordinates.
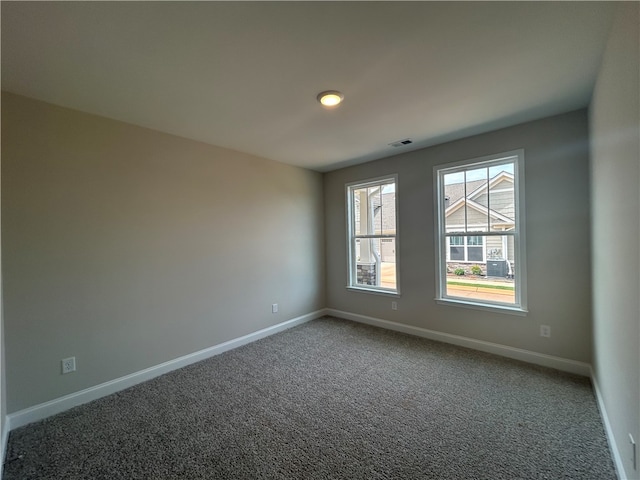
[444,171,515,226]
[445,180,485,206]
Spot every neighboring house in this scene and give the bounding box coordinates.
[444,171,515,277]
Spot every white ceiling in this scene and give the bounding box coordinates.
[1,2,615,172]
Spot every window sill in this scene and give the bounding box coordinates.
[435,298,527,316]
[347,286,400,297]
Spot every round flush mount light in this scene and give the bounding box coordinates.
[317,90,344,108]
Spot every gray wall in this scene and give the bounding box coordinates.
[589,3,640,479]
[1,92,325,413]
[0,130,5,451]
[325,110,592,362]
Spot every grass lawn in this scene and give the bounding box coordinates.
[446,280,515,291]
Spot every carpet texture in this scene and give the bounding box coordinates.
[3,317,616,479]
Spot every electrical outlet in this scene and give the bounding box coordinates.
[539,325,551,338]
[391,301,398,311]
[271,303,278,314]
[61,357,76,374]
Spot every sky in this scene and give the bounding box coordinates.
[444,161,514,185]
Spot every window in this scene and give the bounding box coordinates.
[347,176,398,294]
[434,151,526,313]
[448,235,484,262]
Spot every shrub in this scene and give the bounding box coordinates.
[454,268,465,276]
[471,265,482,276]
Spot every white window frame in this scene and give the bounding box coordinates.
[434,150,527,315]
[346,175,399,296]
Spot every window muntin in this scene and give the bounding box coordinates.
[347,176,398,294]
[435,151,526,312]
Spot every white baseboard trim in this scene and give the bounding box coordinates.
[7,310,325,431]
[326,309,591,376]
[590,369,626,480]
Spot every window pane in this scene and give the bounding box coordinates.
[467,236,483,246]
[353,182,396,237]
[489,162,515,178]
[486,234,515,271]
[379,237,397,290]
[353,188,364,235]
[450,235,463,246]
[467,246,483,262]
[355,237,377,287]
[450,246,464,261]
[368,186,382,235]
[380,183,396,233]
[443,172,465,233]
[465,167,489,231]
[354,237,397,290]
[486,235,503,260]
[445,232,515,304]
[489,162,516,231]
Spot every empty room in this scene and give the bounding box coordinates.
[0,2,638,479]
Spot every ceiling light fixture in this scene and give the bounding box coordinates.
[317,90,344,108]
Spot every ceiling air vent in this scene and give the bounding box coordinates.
[389,138,413,148]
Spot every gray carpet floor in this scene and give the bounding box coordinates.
[3,317,616,479]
